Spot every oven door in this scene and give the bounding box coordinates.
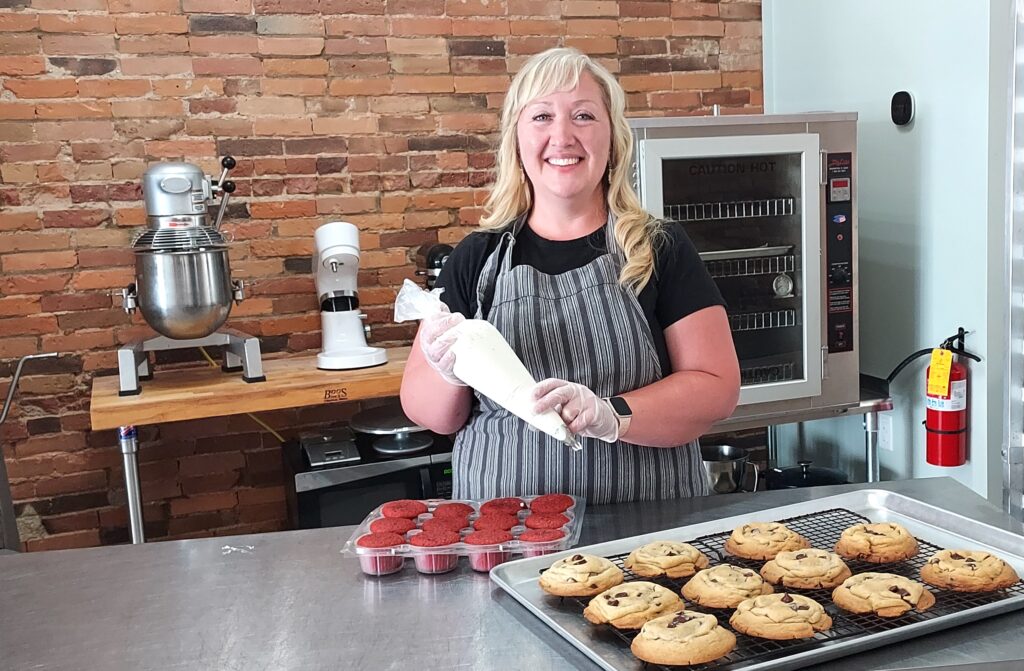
[636,133,822,405]
[290,455,453,528]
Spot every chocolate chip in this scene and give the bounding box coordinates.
[566,578,577,583]
[865,530,883,536]
[950,552,965,560]
[888,586,910,597]
[607,599,620,606]
[571,554,583,561]
[781,594,794,603]
[965,558,977,564]
[743,571,755,577]
[795,553,807,559]
[614,592,628,598]
[796,605,810,610]
[710,578,719,583]
[666,552,678,556]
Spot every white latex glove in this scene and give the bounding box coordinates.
[532,378,619,443]
[418,306,466,386]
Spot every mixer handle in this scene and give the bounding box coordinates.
[212,180,235,232]
[214,155,236,192]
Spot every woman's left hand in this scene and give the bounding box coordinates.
[532,378,620,443]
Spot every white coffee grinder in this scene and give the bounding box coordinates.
[314,221,388,369]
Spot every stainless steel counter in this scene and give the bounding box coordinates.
[1,478,1021,671]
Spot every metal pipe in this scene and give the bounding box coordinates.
[118,426,145,543]
[1,352,58,425]
[864,411,880,483]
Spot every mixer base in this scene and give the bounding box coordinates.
[117,328,265,396]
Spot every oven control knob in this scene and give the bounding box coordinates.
[829,268,850,285]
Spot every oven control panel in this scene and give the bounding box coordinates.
[825,153,854,353]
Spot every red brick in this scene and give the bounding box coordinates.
[108,0,179,11]
[110,100,184,118]
[0,296,41,317]
[0,57,46,76]
[40,328,116,352]
[42,35,116,55]
[25,529,101,552]
[249,199,317,219]
[38,15,116,33]
[181,472,242,495]
[179,451,246,477]
[119,56,193,76]
[169,491,238,516]
[2,250,77,272]
[34,472,107,502]
[238,501,285,524]
[42,209,110,229]
[0,337,39,359]
[43,509,100,535]
[36,101,112,119]
[151,78,225,96]
[16,433,89,458]
[119,35,190,55]
[0,34,39,55]
[0,14,38,32]
[36,120,115,141]
[115,15,189,34]
[193,57,262,76]
[4,79,78,98]
[263,58,328,76]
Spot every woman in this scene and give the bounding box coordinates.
[401,47,740,503]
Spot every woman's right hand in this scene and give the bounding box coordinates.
[419,307,466,386]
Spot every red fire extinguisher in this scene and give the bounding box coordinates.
[924,356,968,466]
[886,328,980,467]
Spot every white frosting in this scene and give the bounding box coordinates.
[450,319,574,444]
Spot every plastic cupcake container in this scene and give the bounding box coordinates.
[464,530,513,572]
[409,530,461,574]
[518,529,566,557]
[355,532,406,576]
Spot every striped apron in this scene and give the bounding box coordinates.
[451,216,709,504]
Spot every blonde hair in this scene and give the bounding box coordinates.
[479,47,664,293]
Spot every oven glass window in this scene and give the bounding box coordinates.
[320,481,413,526]
[660,152,804,387]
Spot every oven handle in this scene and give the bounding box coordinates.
[294,453,452,492]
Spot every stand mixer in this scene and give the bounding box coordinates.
[314,222,387,369]
[117,156,265,395]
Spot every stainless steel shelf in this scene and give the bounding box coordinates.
[704,253,795,278]
[729,309,797,332]
[741,361,795,385]
[665,197,794,223]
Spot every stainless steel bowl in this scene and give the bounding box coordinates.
[700,444,759,494]
[134,248,233,340]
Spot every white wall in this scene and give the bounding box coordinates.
[762,0,1012,500]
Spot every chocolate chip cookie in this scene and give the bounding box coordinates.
[729,593,833,640]
[834,522,919,563]
[920,549,1020,592]
[760,548,853,589]
[630,611,736,666]
[681,564,774,609]
[624,541,711,579]
[539,553,624,597]
[831,572,936,617]
[583,581,685,629]
[723,522,810,560]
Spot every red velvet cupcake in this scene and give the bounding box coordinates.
[355,532,406,575]
[480,497,525,516]
[529,493,575,514]
[518,528,566,557]
[380,499,428,519]
[432,502,475,518]
[409,530,461,574]
[369,517,416,535]
[473,513,519,531]
[421,516,468,535]
[464,529,513,572]
[524,513,569,530]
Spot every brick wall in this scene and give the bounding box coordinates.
[0,0,763,551]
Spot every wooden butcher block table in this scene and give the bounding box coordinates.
[89,347,409,544]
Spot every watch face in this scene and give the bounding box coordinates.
[608,396,631,417]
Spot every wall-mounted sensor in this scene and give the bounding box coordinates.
[891,91,914,126]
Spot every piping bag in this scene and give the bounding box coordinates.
[394,279,581,451]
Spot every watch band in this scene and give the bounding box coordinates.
[605,396,632,438]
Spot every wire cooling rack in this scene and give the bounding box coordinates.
[543,508,1024,670]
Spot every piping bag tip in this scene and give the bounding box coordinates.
[565,435,582,452]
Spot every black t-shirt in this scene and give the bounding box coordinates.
[435,221,725,374]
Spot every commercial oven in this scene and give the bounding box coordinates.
[630,113,859,420]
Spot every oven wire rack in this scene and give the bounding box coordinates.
[543,507,1024,671]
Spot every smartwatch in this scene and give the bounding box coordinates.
[604,396,632,438]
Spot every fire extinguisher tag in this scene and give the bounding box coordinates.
[927,348,953,396]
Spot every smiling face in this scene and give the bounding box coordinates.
[515,71,612,212]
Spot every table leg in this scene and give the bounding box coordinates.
[117,425,145,543]
[864,411,880,483]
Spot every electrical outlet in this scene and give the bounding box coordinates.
[878,412,894,452]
